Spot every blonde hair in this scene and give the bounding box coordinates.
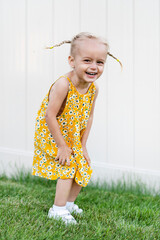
[46,32,123,69]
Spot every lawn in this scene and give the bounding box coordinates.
[0,170,160,240]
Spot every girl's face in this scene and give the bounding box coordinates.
[68,39,107,83]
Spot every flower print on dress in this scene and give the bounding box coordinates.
[32,76,96,187]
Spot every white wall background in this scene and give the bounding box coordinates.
[0,0,160,191]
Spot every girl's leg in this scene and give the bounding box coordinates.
[67,180,82,202]
[50,178,77,224]
[54,178,73,206]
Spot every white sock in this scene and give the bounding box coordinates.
[66,201,74,208]
[53,205,66,212]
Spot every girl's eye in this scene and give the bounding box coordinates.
[97,61,104,65]
[84,59,91,63]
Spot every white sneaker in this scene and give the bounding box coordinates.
[66,204,83,214]
[48,207,77,225]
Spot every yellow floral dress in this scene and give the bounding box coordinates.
[32,76,96,187]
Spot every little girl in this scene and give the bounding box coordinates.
[32,32,122,224]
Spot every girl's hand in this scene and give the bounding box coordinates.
[55,145,74,166]
[82,145,91,167]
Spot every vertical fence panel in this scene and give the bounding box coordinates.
[27,0,53,151]
[0,0,26,150]
[107,0,134,167]
[0,0,5,146]
[80,0,107,34]
[134,0,160,171]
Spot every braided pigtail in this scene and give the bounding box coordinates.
[45,40,71,49]
[107,52,123,70]
[45,33,123,70]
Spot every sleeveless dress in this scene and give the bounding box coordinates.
[32,76,96,187]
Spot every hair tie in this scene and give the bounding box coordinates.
[45,46,54,49]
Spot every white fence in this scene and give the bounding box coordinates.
[0,0,160,191]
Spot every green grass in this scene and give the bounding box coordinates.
[0,170,160,240]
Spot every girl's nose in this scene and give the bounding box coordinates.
[90,62,97,70]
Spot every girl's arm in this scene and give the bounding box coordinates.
[45,77,72,166]
[81,83,99,166]
[81,83,99,146]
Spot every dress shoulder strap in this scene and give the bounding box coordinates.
[60,75,71,82]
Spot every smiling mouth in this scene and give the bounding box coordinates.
[86,72,97,76]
